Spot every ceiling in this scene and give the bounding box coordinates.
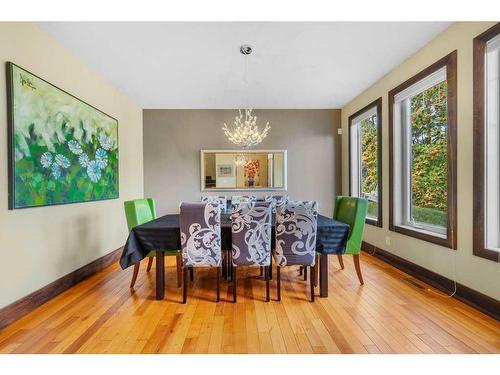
[38,22,451,109]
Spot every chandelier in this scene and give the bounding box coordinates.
[222,45,271,148]
[222,109,271,148]
[234,153,248,167]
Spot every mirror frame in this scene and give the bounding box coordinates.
[200,149,287,192]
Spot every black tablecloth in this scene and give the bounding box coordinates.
[120,213,350,269]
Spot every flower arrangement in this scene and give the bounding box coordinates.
[244,159,260,180]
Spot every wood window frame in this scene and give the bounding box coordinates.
[348,97,383,227]
[388,51,457,249]
[473,23,500,262]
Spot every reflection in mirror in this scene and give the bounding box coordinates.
[201,150,286,191]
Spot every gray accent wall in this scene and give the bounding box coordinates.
[143,109,342,216]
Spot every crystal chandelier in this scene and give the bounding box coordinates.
[222,45,271,148]
[234,153,248,166]
[222,109,271,148]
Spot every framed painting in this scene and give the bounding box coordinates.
[6,62,119,209]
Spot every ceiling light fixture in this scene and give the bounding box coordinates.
[222,45,271,148]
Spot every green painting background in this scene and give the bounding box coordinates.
[9,63,119,208]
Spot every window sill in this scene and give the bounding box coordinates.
[391,224,455,249]
[366,217,382,228]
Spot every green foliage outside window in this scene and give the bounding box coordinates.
[360,115,378,218]
[410,81,448,227]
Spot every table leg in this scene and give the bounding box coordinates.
[156,251,165,300]
[319,253,328,298]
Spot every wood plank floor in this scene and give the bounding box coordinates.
[0,253,499,354]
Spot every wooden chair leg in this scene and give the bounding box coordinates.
[277,266,281,302]
[176,256,182,288]
[130,263,140,288]
[233,266,237,303]
[314,255,319,287]
[299,266,303,276]
[353,254,364,285]
[216,267,221,302]
[265,266,270,302]
[182,267,188,304]
[260,266,263,276]
[189,267,194,282]
[338,254,345,270]
[310,266,315,302]
[303,265,307,281]
[227,251,232,282]
[146,257,154,272]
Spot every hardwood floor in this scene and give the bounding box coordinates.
[0,253,498,354]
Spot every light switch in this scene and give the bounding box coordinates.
[337,128,343,135]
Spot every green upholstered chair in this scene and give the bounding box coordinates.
[333,196,368,285]
[124,198,182,288]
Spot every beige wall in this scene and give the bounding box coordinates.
[143,109,342,216]
[341,22,500,300]
[0,23,144,308]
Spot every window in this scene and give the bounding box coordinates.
[349,98,382,227]
[389,51,457,248]
[473,23,500,262]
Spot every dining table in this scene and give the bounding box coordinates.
[120,212,350,300]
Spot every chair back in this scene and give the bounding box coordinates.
[265,194,289,213]
[124,198,156,232]
[275,200,318,266]
[231,201,272,266]
[231,195,257,205]
[333,196,367,255]
[201,195,227,212]
[180,202,222,267]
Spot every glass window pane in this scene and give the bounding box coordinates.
[409,81,448,229]
[359,114,378,219]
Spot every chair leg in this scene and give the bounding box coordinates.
[216,267,221,302]
[176,256,182,288]
[269,254,273,280]
[183,267,188,304]
[233,266,237,303]
[189,267,194,282]
[260,266,263,277]
[222,254,227,280]
[353,254,364,285]
[146,257,154,272]
[276,266,281,302]
[303,265,307,281]
[310,266,315,302]
[314,255,319,287]
[265,266,270,302]
[227,251,232,282]
[299,266,303,276]
[338,254,345,270]
[130,263,140,288]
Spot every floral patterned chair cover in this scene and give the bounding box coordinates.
[275,200,318,266]
[180,202,222,268]
[180,201,222,303]
[230,200,272,302]
[231,201,272,267]
[201,195,227,212]
[274,200,318,302]
[264,194,289,213]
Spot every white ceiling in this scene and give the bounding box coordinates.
[38,22,451,109]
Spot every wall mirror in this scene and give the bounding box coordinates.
[201,150,287,191]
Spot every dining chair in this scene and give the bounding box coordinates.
[179,201,222,303]
[333,196,368,285]
[124,198,182,289]
[274,200,318,302]
[201,195,227,212]
[231,201,272,302]
[231,195,257,205]
[264,194,289,213]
